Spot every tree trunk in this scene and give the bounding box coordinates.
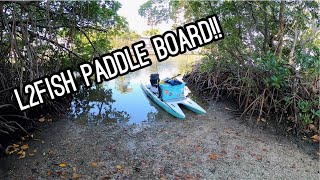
[262,3,268,53]
[288,28,299,67]
[276,1,285,59]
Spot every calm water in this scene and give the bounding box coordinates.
[68,55,206,125]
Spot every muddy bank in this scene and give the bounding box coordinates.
[0,95,73,150]
[0,102,318,179]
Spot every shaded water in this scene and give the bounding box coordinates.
[68,55,206,125]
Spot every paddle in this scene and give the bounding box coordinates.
[169,74,181,80]
[164,74,183,86]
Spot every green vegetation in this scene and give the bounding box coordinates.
[110,30,140,50]
[143,29,160,36]
[138,0,169,27]
[140,1,320,135]
[0,1,126,139]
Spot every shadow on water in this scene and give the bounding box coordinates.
[68,55,206,125]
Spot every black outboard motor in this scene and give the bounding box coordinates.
[150,74,160,87]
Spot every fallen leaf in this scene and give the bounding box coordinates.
[17,150,24,155]
[302,136,307,141]
[186,174,193,180]
[19,151,26,159]
[124,169,130,175]
[219,154,224,158]
[5,145,19,154]
[234,154,240,159]
[72,173,82,179]
[58,163,66,167]
[21,144,29,150]
[39,117,45,122]
[248,151,256,157]
[209,154,218,160]
[116,164,122,172]
[91,162,97,167]
[13,144,19,148]
[255,155,262,161]
[220,149,227,154]
[47,170,53,176]
[29,153,35,156]
[57,171,66,176]
[311,134,319,142]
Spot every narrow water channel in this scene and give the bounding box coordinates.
[68,55,206,125]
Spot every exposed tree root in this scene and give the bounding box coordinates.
[184,62,319,135]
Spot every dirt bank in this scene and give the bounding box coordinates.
[0,102,318,179]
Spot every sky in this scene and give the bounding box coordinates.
[117,0,173,36]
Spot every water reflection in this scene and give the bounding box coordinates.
[69,84,130,125]
[68,55,204,125]
[115,76,133,94]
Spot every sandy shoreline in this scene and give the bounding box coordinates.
[0,102,318,179]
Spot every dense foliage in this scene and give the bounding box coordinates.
[140,1,320,135]
[0,1,125,136]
